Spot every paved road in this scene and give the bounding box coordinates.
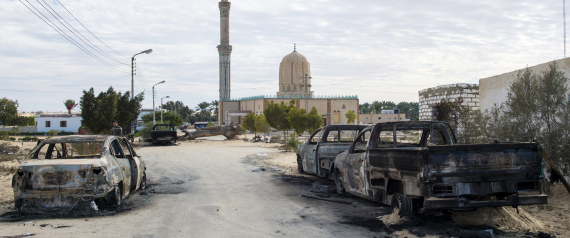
[0,141,387,237]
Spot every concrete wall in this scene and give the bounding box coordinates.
[479,57,570,112]
[0,126,37,133]
[359,113,406,124]
[418,83,479,120]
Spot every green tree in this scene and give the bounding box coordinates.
[432,97,471,142]
[242,113,256,135]
[196,101,211,121]
[141,111,183,126]
[255,115,270,135]
[210,100,219,117]
[64,99,77,114]
[345,110,357,124]
[487,62,570,175]
[264,100,295,143]
[0,98,18,126]
[241,113,270,137]
[359,102,372,114]
[371,100,396,113]
[80,87,144,134]
[306,107,323,134]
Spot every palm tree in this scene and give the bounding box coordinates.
[64,99,77,114]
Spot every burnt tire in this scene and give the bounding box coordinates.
[108,185,122,207]
[297,156,304,173]
[140,172,147,190]
[392,193,413,216]
[14,199,22,213]
[334,171,345,195]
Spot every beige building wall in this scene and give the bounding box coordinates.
[359,113,406,124]
[418,83,479,120]
[479,58,570,112]
[219,97,359,126]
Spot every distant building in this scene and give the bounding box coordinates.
[215,0,358,126]
[218,49,359,126]
[418,83,479,120]
[137,108,154,127]
[35,114,82,133]
[359,110,407,124]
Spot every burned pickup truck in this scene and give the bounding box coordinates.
[12,135,146,212]
[296,125,368,178]
[333,121,547,215]
[151,124,177,145]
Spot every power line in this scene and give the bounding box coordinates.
[55,0,128,59]
[18,0,129,73]
[39,0,127,65]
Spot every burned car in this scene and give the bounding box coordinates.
[333,121,547,215]
[12,135,146,212]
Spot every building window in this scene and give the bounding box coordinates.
[46,121,51,127]
[60,121,67,127]
[378,117,381,120]
[342,104,346,109]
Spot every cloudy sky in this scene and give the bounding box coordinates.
[0,0,565,113]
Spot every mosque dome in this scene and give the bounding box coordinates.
[277,49,313,97]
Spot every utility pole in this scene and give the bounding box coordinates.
[303,73,311,111]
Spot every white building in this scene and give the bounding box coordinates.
[35,114,82,133]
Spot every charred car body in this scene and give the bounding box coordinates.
[12,135,146,212]
[296,125,368,178]
[150,124,177,145]
[333,121,547,215]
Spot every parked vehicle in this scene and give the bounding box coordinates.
[333,121,547,215]
[151,124,177,145]
[12,135,146,212]
[296,125,368,178]
[194,122,209,129]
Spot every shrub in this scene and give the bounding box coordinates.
[206,122,215,127]
[286,134,300,151]
[137,122,153,139]
[0,131,8,140]
[270,135,281,143]
[19,136,38,142]
[47,130,59,137]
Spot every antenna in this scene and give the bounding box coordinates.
[565,0,567,57]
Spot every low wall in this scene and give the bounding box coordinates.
[0,126,37,133]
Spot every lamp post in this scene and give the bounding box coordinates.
[131,49,153,141]
[152,80,165,125]
[161,96,170,123]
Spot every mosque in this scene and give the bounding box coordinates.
[216,0,359,126]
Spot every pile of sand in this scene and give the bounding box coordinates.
[452,207,544,232]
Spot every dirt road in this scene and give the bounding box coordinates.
[0,138,567,237]
[0,139,386,237]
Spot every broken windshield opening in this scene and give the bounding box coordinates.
[32,142,104,159]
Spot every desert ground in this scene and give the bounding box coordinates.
[0,135,568,237]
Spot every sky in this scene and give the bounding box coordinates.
[0,0,566,113]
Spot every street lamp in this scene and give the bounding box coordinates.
[152,80,165,125]
[131,49,153,141]
[161,96,170,123]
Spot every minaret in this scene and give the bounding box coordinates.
[218,0,232,101]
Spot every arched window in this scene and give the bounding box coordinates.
[342,104,346,109]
